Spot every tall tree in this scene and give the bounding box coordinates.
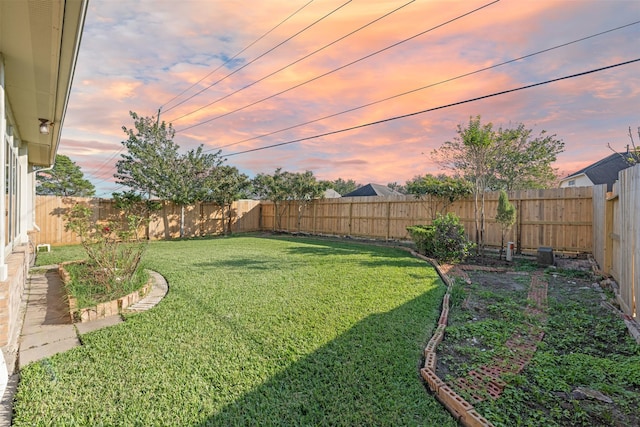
[492,124,564,190]
[159,145,223,238]
[204,165,251,235]
[288,171,326,231]
[406,174,472,220]
[36,154,95,197]
[327,178,360,196]
[114,111,180,199]
[252,168,290,231]
[433,116,496,254]
[387,182,407,194]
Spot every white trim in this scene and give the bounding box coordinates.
[0,79,8,281]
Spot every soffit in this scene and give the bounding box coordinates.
[0,0,87,166]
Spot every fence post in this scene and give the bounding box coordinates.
[604,194,614,274]
[386,201,391,241]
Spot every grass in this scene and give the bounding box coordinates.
[63,262,149,309]
[15,235,456,426]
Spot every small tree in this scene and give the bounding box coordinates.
[252,168,290,231]
[406,174,472,220]
[64,200,153,292]
[433,116,496,255]
[496,190,516,259]
[205,165,251,235]
[36,154,95,197]
[158,145,223,238]
[288,171,326,231]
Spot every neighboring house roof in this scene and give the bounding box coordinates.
[564,152,635,191]
[323,188,342,198]
[342,183,403,197]
[0,0,88,166]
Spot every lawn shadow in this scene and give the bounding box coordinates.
[195,287,456,426]
[193,258,278,270]
[277,238,426,270]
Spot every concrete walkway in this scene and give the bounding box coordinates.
[0,267,168,426]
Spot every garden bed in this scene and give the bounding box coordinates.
[58,261,152,323]
[431,254,640,426]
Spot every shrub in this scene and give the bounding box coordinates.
[64,201,151,292]
[407,213,474,263]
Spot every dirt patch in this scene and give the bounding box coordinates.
[433,254,640,426]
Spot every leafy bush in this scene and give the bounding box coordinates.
[407,213,474,262]
[64,200,153,292]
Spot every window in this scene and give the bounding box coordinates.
[4,128,20,252]
[568,179,575,186]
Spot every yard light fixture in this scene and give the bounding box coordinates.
[38,118,51,135]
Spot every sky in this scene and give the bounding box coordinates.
[58,0,640,197]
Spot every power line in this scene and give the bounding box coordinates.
[207,19,640,152]
[223,57,640,157]
[175,0,500,133]
[160,0,315,113]
[165,0,352,120]
[168,0,417,123]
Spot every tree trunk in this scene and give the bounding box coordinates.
[180,204,185,238]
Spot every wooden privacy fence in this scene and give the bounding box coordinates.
[593,164,640,319]
[30,196,262,247]
[260,187,594,254]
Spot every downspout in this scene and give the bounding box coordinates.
[32,164,56,232]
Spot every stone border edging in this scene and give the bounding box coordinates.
[58,261,159,322]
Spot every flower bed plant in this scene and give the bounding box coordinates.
[59,260,150,321]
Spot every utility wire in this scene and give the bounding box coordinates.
[165,0,352,118]
[207,19,640,152]
[168,0,416,123]
[160,0,315,113]
[175,0,500,133]
[223,58,640,157]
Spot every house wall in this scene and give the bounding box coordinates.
[559,173,593,188]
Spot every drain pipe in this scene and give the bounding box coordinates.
[32,164,55,231]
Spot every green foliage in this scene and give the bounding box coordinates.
[64,202,150,292]
[433,115,496,253]
[407,213,474,263]
[387,182,407,194]
[36,154,95,197]
[496,190,516,258]
[253,169,326,230]
[492,123,565,190]
[114,111,180,199]
[64,262,148,309]
[326,178,360,195]
[13,237,456,426]
[203,165,252,234]
[406,174,473,220]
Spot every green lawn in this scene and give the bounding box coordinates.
[15,235,455,426]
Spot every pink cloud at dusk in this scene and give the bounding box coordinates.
[57,0,640,196]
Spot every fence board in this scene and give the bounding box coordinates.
[33,197,261,246]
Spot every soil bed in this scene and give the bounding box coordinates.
[435,253,640,427]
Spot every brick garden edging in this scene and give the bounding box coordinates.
[407,250,495,427]
[403,249,551,427]
[58,261,152,323]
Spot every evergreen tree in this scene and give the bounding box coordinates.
[36,154,95,197]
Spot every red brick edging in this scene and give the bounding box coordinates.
[405,251,550,427]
